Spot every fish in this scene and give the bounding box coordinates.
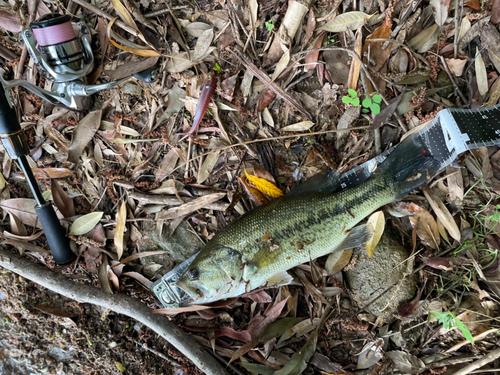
[176,135,441,304]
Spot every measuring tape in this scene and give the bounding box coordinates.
[152,104,500,308]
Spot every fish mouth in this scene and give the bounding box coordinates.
[176,281,199,299]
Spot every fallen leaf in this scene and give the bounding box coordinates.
[272,45,290,81]
[184,22,212,37]
[409,209,440,249]
[3,239,49,253]
[51,179,75,218]
[245,170,284,198]
[318,12,373,32]
[371,93,403,130]
[68,110,102,164]
[430,0,451,27]
[305,33,325,72]
[408,24,440,53]
[325,249,353,274]
[0,199,61,229]
[104,56,159,80]
[230,317,303,363]
[365,211,385,258]
[422,186,460,241]
[155,148,180,180]
[158,193,226,220]
[193,28,214,61]
[280,121,314,132]
[445,57,468,77]
[0,10,21,33]
[363,18,393,72]
[486,77,500,107]
[239,177,269,206]
[114,202,127,260]
[9,213,27,236]
[122,271,152,288]
[152,297,239,315]
[16,168,74,181]
[475,48,488,96]
[198,151,220,184]
[348,28,363,90]
[385,351,425,373]
[149,179,185,194]
[69,212,104,236]
[357,339,384,369]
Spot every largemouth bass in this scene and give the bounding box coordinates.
[177,136,440,304]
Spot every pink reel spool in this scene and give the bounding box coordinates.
[31,14,76,47]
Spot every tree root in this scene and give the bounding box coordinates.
[0,249,230,375]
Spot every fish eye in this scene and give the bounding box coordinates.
[188,268,200,280]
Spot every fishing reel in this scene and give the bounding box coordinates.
[0,13,158,110]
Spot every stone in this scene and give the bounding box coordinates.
[345,232,418,317]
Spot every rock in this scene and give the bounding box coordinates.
[138,221,204,278]
[345,232,418,317]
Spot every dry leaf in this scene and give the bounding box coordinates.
[0,10,21,33]
[51,179,75,218]
[68,110,102,164]
[475,48,488,96]
[422,186,460,241]
[280,121,314,132]
[193,28,214,61]
[305,33,325,72]
[408,24,440,53]
[9,213,27,236]
[366,211,385,258]
[445,57,468,76]
[318,11,373,32]
[185,22,212,37]
[16,168,74,181]
[239,177,269,206]
[348,28,363,90]
[409,210,440,249]
[271,45,290,81]
[245,170,284,198]
[158,193,226,220]
[198,151,220,184]
[430,0,451,27]
[114,202,127,260]
[0,199,62,229]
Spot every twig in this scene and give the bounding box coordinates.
[450,347,500,375]
[15,0,39,80]
[440,55,468,104]
[0,45,18,62]
[0,249,230,375]
[72,0,140,37]
[132,340,181,367]
[229,47,312,120]
[170,125,371,175]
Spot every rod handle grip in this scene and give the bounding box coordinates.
[35,203,75,264]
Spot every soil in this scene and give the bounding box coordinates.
[0,267,200,375]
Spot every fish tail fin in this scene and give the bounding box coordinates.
[374,134,441,200]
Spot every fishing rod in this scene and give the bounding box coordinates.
[0,13,159,263]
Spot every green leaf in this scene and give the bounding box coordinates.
[362,98,372,108]
[342,96,352,104]
[115,362,126,373]
[373,94,382,103]
[213,62,221,71]
[348,88,358,97]
[371,103,381,115]
[352,97,360,107]
[454,318,475,345]
[69,212,104,236]
[239,363,274,375]
[362,108,370,113]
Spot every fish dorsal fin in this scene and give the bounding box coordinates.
[265,271,294,287]
[333,224,372,254]
[287,170,341,196]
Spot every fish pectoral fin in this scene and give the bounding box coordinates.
[333,224,372,253]
[265,271,294,287]
[287,170,341,196]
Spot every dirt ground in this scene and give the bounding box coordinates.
[0,265,200,375]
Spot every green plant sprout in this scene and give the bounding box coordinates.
[265,19,275,32]
[429,311,475,345]
[213,63,221,71]
[323,34,335,46]
[342,89,360,107]
[361,94,382,115]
